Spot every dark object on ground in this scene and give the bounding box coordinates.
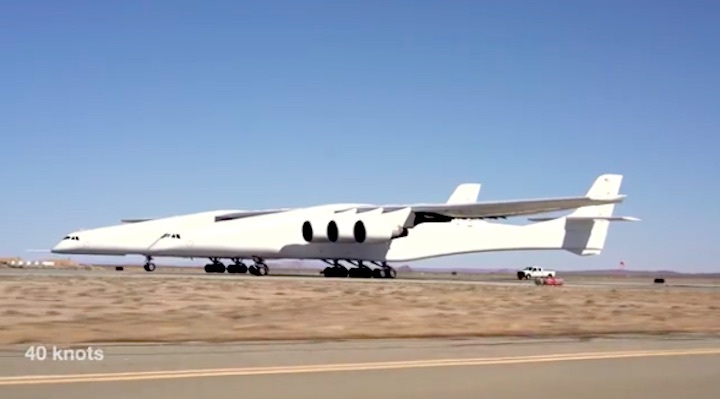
[654,278,665,284]
[451,271,457,276]
[115,266,124,271]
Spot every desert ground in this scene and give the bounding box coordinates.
[1,273,720,346]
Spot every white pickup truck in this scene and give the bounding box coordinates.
[517,266,556,280]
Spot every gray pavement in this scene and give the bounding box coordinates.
[1,266,718,291]
[1,335,720,398]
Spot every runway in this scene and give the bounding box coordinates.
[1,266,718,291]
[1,336,719,398]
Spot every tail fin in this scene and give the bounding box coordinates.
[529,174,639,256]
[447,183,482,204]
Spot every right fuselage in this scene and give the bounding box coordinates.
[146,204,594,262]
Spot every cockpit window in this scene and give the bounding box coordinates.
[63,236,80,241]
[161,233,181,239]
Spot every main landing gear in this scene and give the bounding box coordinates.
[321,259,397,279]
[143,256,156,272]
[204,257,269,276]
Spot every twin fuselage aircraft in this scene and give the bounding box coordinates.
[51,174,638,279]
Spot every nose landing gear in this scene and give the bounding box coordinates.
[143,256,156,272]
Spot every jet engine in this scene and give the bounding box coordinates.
[351,219,406,243]
[302,220,333,243]
[303,207,412,244]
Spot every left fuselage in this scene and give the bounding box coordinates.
[51,210,242,256]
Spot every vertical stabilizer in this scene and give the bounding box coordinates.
[570,174,623,218]
[560,174,635,255]
[446,183,482,204]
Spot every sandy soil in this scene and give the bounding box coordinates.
[1,276,719,345]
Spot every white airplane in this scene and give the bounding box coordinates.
[147,174,638,278]
[50,183,483,273]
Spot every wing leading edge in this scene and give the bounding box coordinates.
[346,173,629,220]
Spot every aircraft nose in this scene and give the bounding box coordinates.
[51,240,77,254]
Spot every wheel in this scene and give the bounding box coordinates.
[322,266,334,277]
[216,263,226,273]
[336,267,348,278]
[238,264,248,273]
[360,268,372,278]
[144,263,156,272]
[383,268,396,279]
[227,265,237,274]
[372,268,382,278]
[256,264,269,276]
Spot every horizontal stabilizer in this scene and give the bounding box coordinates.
[529,216,640,222]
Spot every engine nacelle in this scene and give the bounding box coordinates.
[326,219,358,243]
[302,220,334,243]
[352,219,406,244]
[303,207,411,244]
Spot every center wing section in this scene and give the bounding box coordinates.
[213,208,293,222]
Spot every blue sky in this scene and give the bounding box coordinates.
[2,0,718,271]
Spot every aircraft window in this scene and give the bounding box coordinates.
[161,233,170,238]
[63,236,70,240]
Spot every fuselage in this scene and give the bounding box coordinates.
[146,204,602,262]
[51,210,243,256]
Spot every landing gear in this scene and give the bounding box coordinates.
[372,261,397,279]
[203,257,268,275]
[347,260,373,278]
[248,257,269,276]
[143,256,156,272]
[321,260,349,278]
[226,258,248,274]
[204,258,226,273]
[321,259,396,279]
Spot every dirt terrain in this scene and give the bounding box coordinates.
[1,275,719,345]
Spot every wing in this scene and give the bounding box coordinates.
[348,195,626,220]
[348,173,628,220]
[120,218,154,223]
[213,208,293,222]
[120,209,290,224]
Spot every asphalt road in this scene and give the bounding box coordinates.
[2,267,718,291]
[1,336,719,399]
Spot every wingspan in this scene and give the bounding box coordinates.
[353,173,627,220]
